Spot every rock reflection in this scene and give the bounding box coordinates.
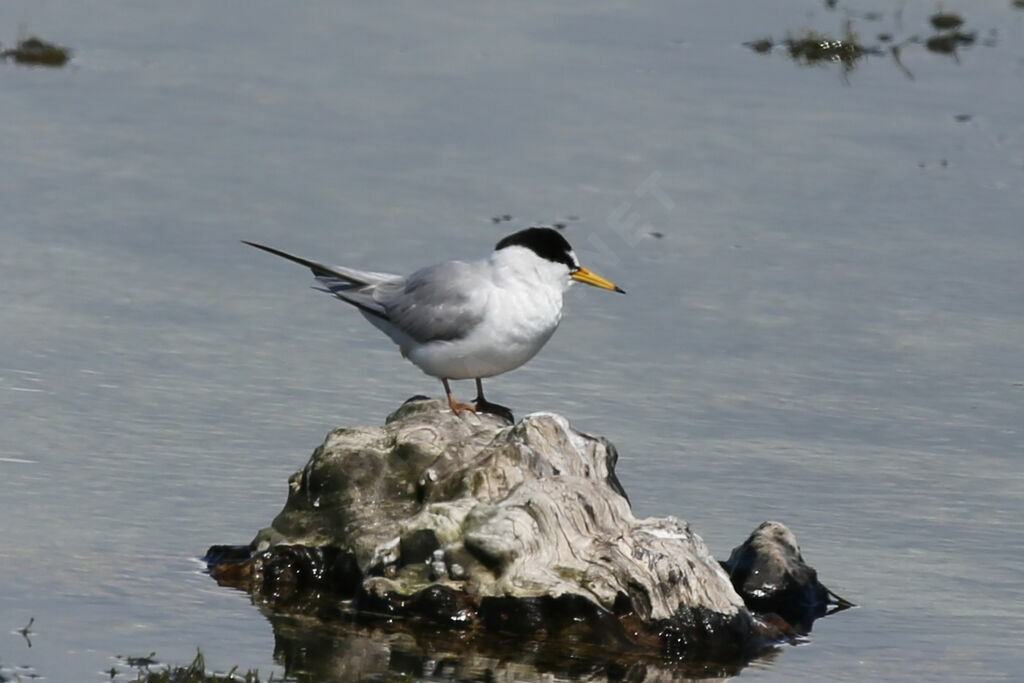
[261,606,784,682]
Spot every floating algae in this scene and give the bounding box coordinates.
[2,33,71,67]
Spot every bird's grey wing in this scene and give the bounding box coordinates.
[378,261,488,343]
[243,240,400,319]
[311,268,407,320]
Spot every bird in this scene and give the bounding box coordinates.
[243,227,624,419]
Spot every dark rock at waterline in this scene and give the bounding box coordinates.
[207,397,844,663]
[721,521,851,633]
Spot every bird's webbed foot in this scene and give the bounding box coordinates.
[447,396,478,416]
[473,397,515,423]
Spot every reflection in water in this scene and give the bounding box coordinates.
[261,605,785,682]
[204,519,852,681]
[203,544,795,682]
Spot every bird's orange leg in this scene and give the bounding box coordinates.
[442,378,477,415]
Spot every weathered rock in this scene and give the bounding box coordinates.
[721,520,849,633]
[208,397,842,666]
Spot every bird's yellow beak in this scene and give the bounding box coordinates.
[571,267,626,293]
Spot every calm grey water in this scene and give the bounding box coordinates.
[2,1,1022,680]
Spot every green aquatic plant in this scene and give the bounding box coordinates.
[126,650,280,683]
[17,616,34,647]
[925,30,976,54]
[745,37,774,54]
[1,33,71,66]
[746,4,999,79]
[784,23,872,71]
[930,11,964,31]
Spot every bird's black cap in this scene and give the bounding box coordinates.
[495,227,578,270]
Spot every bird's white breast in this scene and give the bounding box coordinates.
[405,250,568,380]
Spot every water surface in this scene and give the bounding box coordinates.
[2,1,1022,680]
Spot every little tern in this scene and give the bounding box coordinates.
[243,227,624,418]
